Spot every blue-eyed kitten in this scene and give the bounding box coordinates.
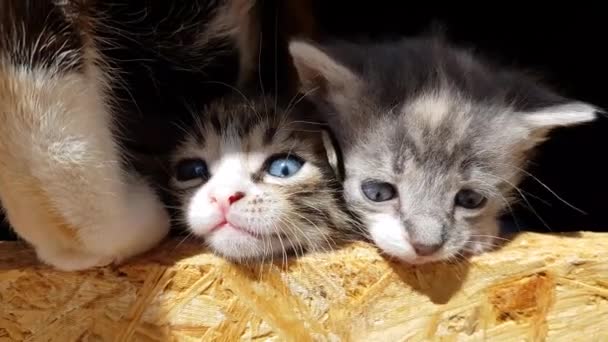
[169,96,355,262]
[289,38,599,264]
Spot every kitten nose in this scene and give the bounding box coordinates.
[228,192,245,205]
[411,242,442,256]
[210,190,246,209]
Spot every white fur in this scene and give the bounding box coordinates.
[367,213,417,262]
[407,91,454,129]
[365,207,468,264]
[522,102,598,129]
[0,57,169,270]
[180,137,319,260]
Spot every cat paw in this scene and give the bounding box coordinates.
[81,176,170,262]
[117,178,171,257]
[36,247,113,271]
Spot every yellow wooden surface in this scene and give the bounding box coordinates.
[1,232,607,341]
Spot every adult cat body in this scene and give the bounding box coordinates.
[0,0,258,270]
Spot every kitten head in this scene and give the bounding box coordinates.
[170,96,352,262]
[289,38,598,264]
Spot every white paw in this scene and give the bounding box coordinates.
[36,247,113,272]
[116,178,171,257]
[80,176,170,262]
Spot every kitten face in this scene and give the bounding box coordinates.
[290,39,598,264]
[338,95,538,263]
[170,97,351,262]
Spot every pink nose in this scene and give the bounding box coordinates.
[227,192,245,205]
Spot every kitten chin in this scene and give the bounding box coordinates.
[169,96,357,263]
[289,37,599,264]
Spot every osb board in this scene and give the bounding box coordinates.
[0,232,607,342]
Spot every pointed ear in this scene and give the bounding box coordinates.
[321,128,344,182]
[288,40,360,97]
[522,102,598,130]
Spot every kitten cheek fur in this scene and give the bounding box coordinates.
[289,38,599,264]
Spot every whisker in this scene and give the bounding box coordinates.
[284,85,320,117]
[277,216,313,257]
[257,31,267,114]
[469,234,513,242]
[514,165,587,215]
[173,231,195,252]
[271,220,290,269]
[483,173,551,231]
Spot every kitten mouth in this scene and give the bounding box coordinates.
[210,220,260,239]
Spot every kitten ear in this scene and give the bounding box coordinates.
[321,129,345,182]
[289,40,360,97]
[521,102,599,137]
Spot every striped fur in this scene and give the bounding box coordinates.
[170,96,356,263]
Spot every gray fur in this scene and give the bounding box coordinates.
[290,37,598,263]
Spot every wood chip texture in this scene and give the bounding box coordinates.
[1,232,607,341]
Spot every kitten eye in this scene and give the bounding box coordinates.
[266,155,304,178]
[175,158,209,181]
[361,181,397,202]
[455,189,487,209]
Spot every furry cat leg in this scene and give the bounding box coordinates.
[0,2,170,270]
[0,63,170,270]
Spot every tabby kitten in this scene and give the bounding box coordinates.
[289,38,599,264]
[0,0,256,270]
[170,96,354,262]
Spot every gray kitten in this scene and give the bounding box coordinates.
[289,38,599,264]
[169,96,355,263]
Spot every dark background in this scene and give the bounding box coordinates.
[309,2,608,232]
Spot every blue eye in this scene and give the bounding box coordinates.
[175,158,209,181]
[266,155,304,178]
